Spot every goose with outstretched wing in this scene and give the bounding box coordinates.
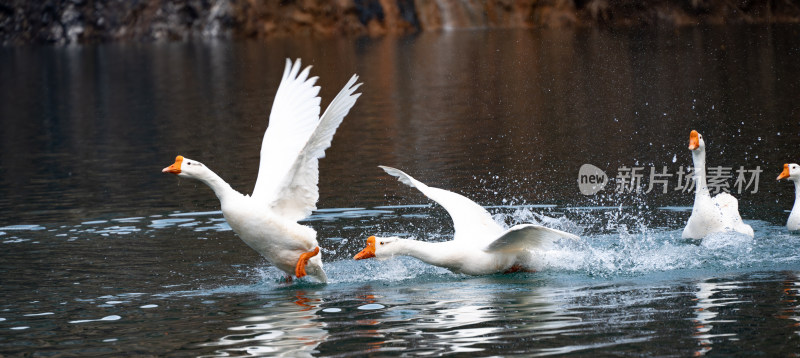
[163,59,361,283]
[354,166,579,275]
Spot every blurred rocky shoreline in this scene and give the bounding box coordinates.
[2,0,799,45]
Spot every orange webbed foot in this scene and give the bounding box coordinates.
[503,264,535,274]
[295,247,320,278]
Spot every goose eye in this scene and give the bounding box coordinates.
[380,241,384,245]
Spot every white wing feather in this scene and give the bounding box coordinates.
[267,75,362,221]
[379,166,504,245]
[712,192,754,237]
[484,224,580,253]
[252,58,322,203]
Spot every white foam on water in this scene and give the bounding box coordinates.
[149,218,195,229]
[23,312,54,317]
[169,211,223,217]
[0,225,45,231]
[69,315,122,324]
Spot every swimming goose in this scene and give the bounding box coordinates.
[353,166,580,275]
[163,59,362,283]
[682,130,754,239]
[777,163,800,231]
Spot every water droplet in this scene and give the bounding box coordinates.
[358,304,385,310]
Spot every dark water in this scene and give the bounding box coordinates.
[2,26,800,356]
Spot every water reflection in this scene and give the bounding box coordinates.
[691,279,743,356]
[307,279,586,356]
[779,272,800,336]
[4,27,800,225]
[199,290,328,357]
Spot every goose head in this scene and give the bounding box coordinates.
[688,130,705,151]
[353,235,402,260]
[777,163,800,181]
[162,155,209,180]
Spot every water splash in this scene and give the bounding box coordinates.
[250,257,454,286]
[5,207,797,288]
[332,205,794,282]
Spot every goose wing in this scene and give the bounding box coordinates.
[484,224,580,253]
[712,192,754,237]
[264,73,362,220]
[251,58,321,206]
[379,166,503,245]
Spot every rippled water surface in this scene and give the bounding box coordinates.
[2,26,800,356]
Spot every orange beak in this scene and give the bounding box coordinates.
[777,163,790,180]
[162,155,183,174]
[688,130,699,150]
[354,236,377,260]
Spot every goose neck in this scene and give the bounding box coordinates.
[393,239,451,267]
[198,169,238,202]
[691,148,709,197]
[793,179,800,203]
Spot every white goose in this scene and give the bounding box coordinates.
[777,163,800,231]
[162,59,362,283]
[353,166,580,275]
[682,130,753,239]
